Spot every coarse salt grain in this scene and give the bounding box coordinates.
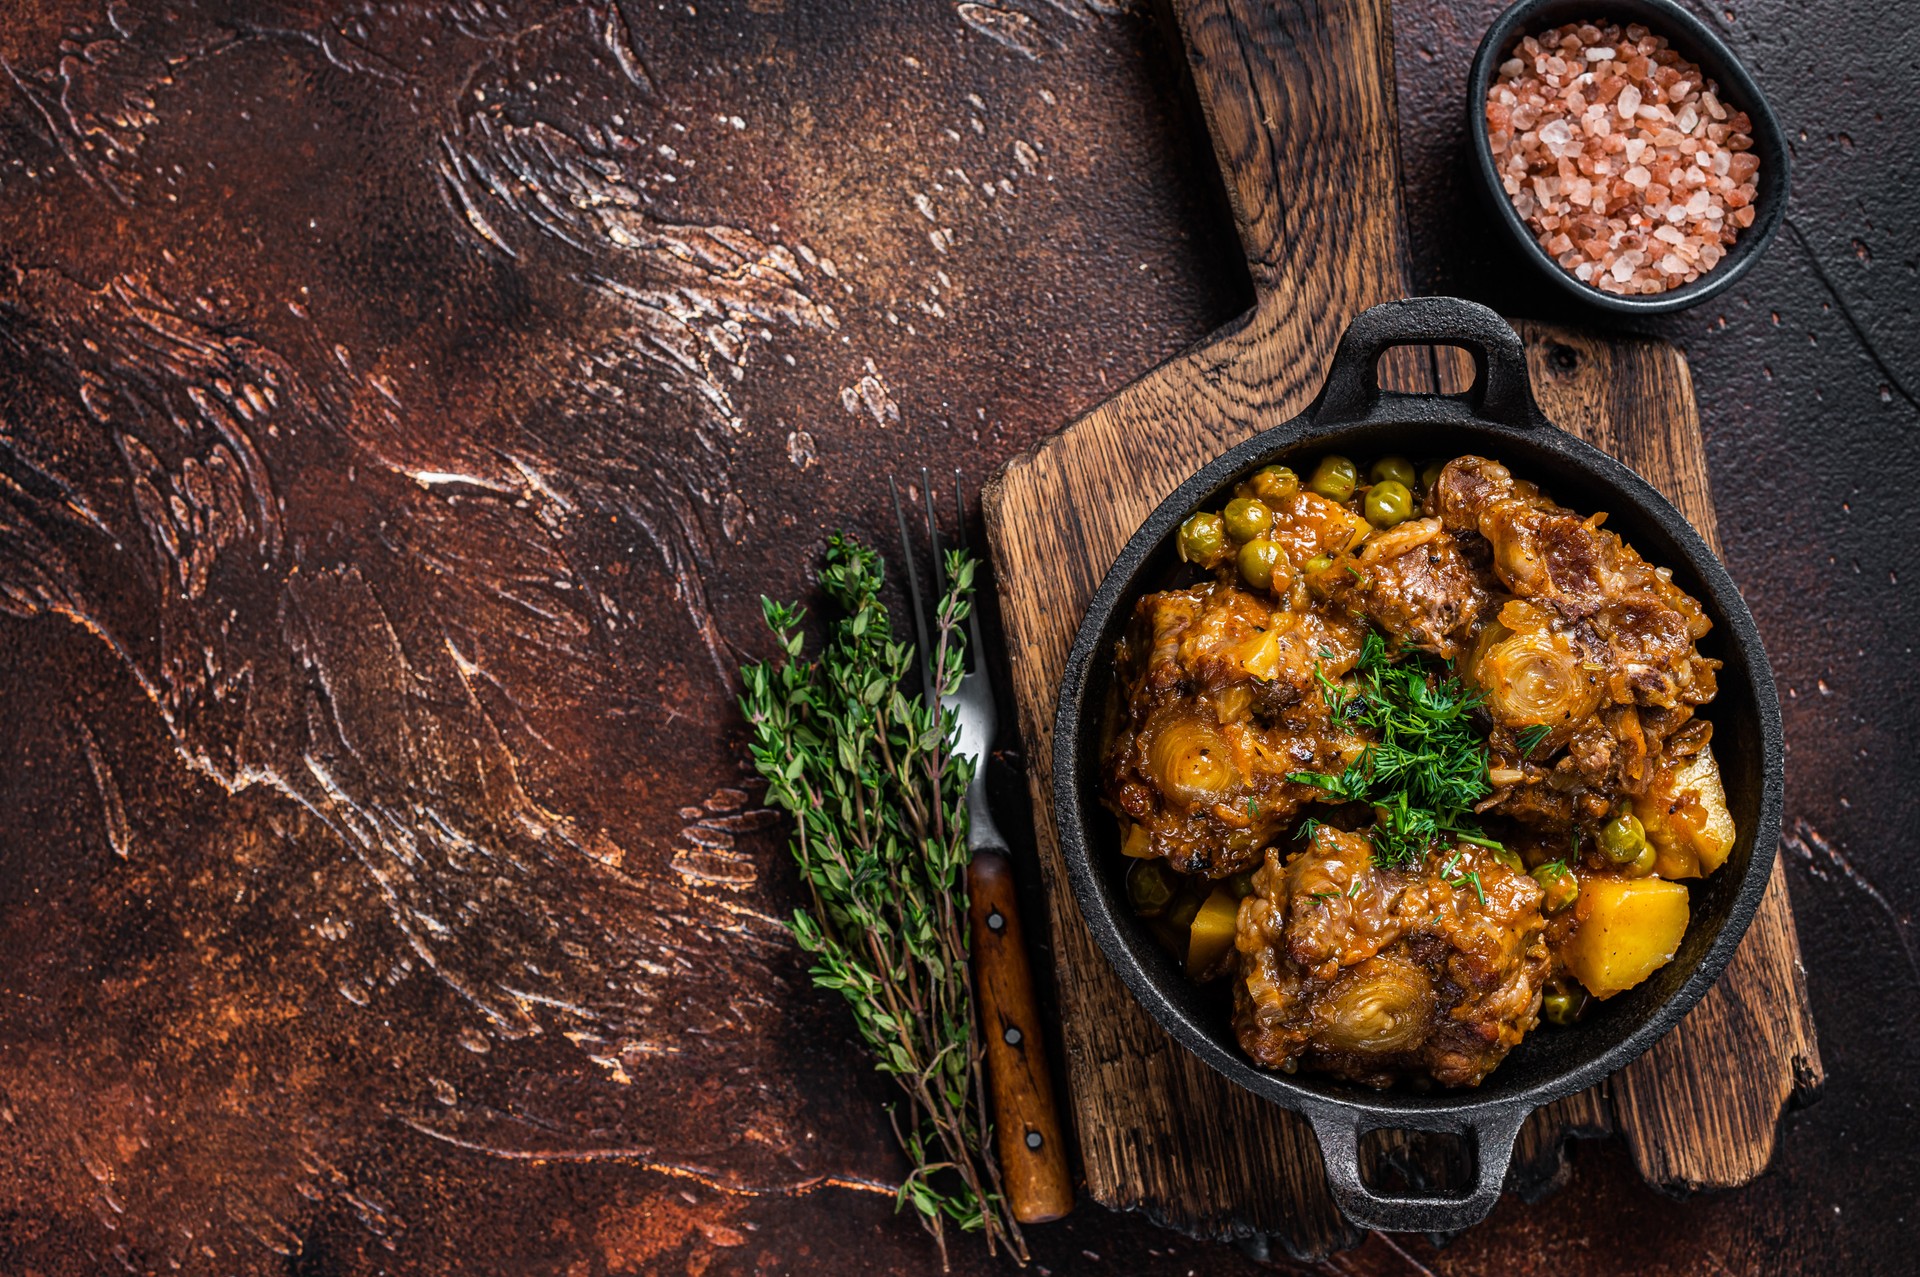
[1486,21,1760,296]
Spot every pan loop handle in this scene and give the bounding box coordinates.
[1306,1100,1530,1234]
[1309,296,1543,433]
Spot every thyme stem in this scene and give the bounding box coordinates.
[740,535,1023,1267]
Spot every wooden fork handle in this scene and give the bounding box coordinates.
[966,849,1074,1223]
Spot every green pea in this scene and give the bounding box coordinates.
[1491,846,1527,875]
[1541,980,1587,1027]
[1238,537,1285,591]
[1598,809,1650,864]
[1364,479,1415,529]
[1532,861,1579,912]
[1127,859,1177,917]
[1304,554,1333,575]
[1369,456,1417,488]
[1307,455,1358,503]
[1250,465,1299,504]
[1227,870,1258,900]
[1626,840,1657,878]
[1421,460,1447,491]
[1179,512,1227,567]
[1222,497,1272,543]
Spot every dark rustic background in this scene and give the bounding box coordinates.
[0,1,1910,1275]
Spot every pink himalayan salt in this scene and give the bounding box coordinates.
[1487,21,1761,296]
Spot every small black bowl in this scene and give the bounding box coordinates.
[1467,0,1790,316]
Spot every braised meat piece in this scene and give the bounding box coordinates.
[1233,825,1551,1088]
[1433,455,1717,705]
[1328,517,1498,660]
[1258,485,1370,568]
[1337,456,1722,834]
[1103,581,1366,878]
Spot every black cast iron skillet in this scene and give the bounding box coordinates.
[1052,295,1781,1233]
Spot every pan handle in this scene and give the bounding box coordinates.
[1305,1101,1531,1234]
[1309,296,1543,433]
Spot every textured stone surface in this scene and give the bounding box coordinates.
[0,1,1908,1273]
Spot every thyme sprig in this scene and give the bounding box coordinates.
[740,535,1023,1269]
[1289,631,1500,868]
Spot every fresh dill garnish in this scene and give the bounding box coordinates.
[1247,797,1260,818]
[1310,660,1355,720]
[1517,723,1552,758]
[1439,850,1489,906]
[1287,630,1497,869]
[1306,890,1339,903]
[1295,817,1325,844]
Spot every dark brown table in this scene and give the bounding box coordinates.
[0,2,1910,1273]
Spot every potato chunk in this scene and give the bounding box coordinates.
[1641,745,1737,879]
[1563,877,1690,999]
[1186,887,1241,978]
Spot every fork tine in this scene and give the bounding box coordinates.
[920,465,947,603]
[889,473,938,713]
[953,469,988,672]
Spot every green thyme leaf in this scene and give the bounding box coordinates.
[739,534,1023,1268]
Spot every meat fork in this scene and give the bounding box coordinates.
[891,468,1073,1225]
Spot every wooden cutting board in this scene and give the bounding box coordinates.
[981,0,1822,1257]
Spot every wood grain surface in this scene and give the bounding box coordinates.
[967,850,1076,1223]
[981,0,1821,1256]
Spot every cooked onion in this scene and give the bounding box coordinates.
[1356,516,1442,564]
[1210,683,1254,725]
[1319,958,1433,1053]
[1481,505,1547,593]
[1474,629,1601,728]
[1147,716,1239,807]
[1643,743,1737,876]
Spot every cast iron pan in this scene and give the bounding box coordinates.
[1052,295,1781,1233]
